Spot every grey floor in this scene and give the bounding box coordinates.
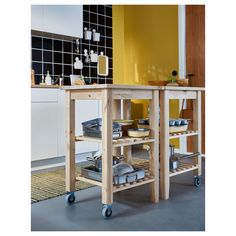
[31,153,205,231]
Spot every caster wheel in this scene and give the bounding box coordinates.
[194,176,201,187]
[102,205,112,219]
[66,192,75,204]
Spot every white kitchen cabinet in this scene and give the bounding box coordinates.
[57,90,99,157]
[31,88,99,162]
[31,5,43,32]
[31,102,58,161]
[74,100,100,154]
[31,5,83,38]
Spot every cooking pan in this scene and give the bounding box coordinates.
[87,154,124,172]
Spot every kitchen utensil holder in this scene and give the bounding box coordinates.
[84,27,92,40]
[92,29,100,42]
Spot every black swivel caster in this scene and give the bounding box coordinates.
[102,204,112,219]
[194,176,201,187]
[66,192,76,204]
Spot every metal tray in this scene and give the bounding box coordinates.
[82,118,122,138]
[80,165,145,185]
[113,169,145,185]
[83,130,122,139]
[81,166,102,182]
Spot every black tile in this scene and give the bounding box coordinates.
[73,67,80,75]
[98,5,105,15]
[99,36,105,46]
[82,43,89,53]
[43,63,52,75]
[98,79,106,84]
[108,69,113,78]
[54,40,62,51]
[63,53,72,64]
[83,10,89,22]
[98,15,105,25]
[106,48,113,58]
[106,79,113,84]
[63,76,71,85]
[106,17,112,27]
[32,49,42,61]
[106,38,113,48]
[90,45,97,53]
[43,38,52,50]
[83,5,89,11]
[89,39,98,47]
[54,64,62,75]
[90,5,97,13]
[91,67,98,77]
[106,27,112,37]
[82,66,89,77]
[90,23,98,32]
[54,52,62,63]
[83,21,89,29]
[98,47,106,55]
[98,25,105,35]
[90,12,97,24]
[109,58,113,68]
[63,41,72,53]
[43,50,52,62]
[32,62,42,74]
[106,6,112,17]
[32,36,42,49]
[64,65,72,76]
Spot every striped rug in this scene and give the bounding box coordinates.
[31,163,93,204]
[31,158,149,204]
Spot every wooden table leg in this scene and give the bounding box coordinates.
[160,91,170,200]
[193,91,202,176]
[65,91,76,193]
[149,90,159,203]
[102,89,113,205]
[112,99,121,156]
[123,99,132,164]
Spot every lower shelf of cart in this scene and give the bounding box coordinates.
[169,163,198,177]
[76,175,155,193]
[113,176,155,192]
[169,130,198,139]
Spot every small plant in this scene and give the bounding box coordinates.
[168,70,178,83]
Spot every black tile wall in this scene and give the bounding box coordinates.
[31,5,113,85]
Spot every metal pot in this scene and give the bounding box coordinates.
[169,145,180,170]
[87,154,124,172]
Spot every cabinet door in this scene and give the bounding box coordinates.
[75,100,100,154]
[31,5,43,31]
[31,103,58,161]
[43,5,83,38]
[57,91,99,157]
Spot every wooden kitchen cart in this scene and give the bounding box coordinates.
[61,84,160,219]
[159,86,205,200]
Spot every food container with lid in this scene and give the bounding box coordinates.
[127,128,150,138]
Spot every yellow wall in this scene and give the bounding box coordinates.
[113,5,178,83]
[113,5,180,145]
